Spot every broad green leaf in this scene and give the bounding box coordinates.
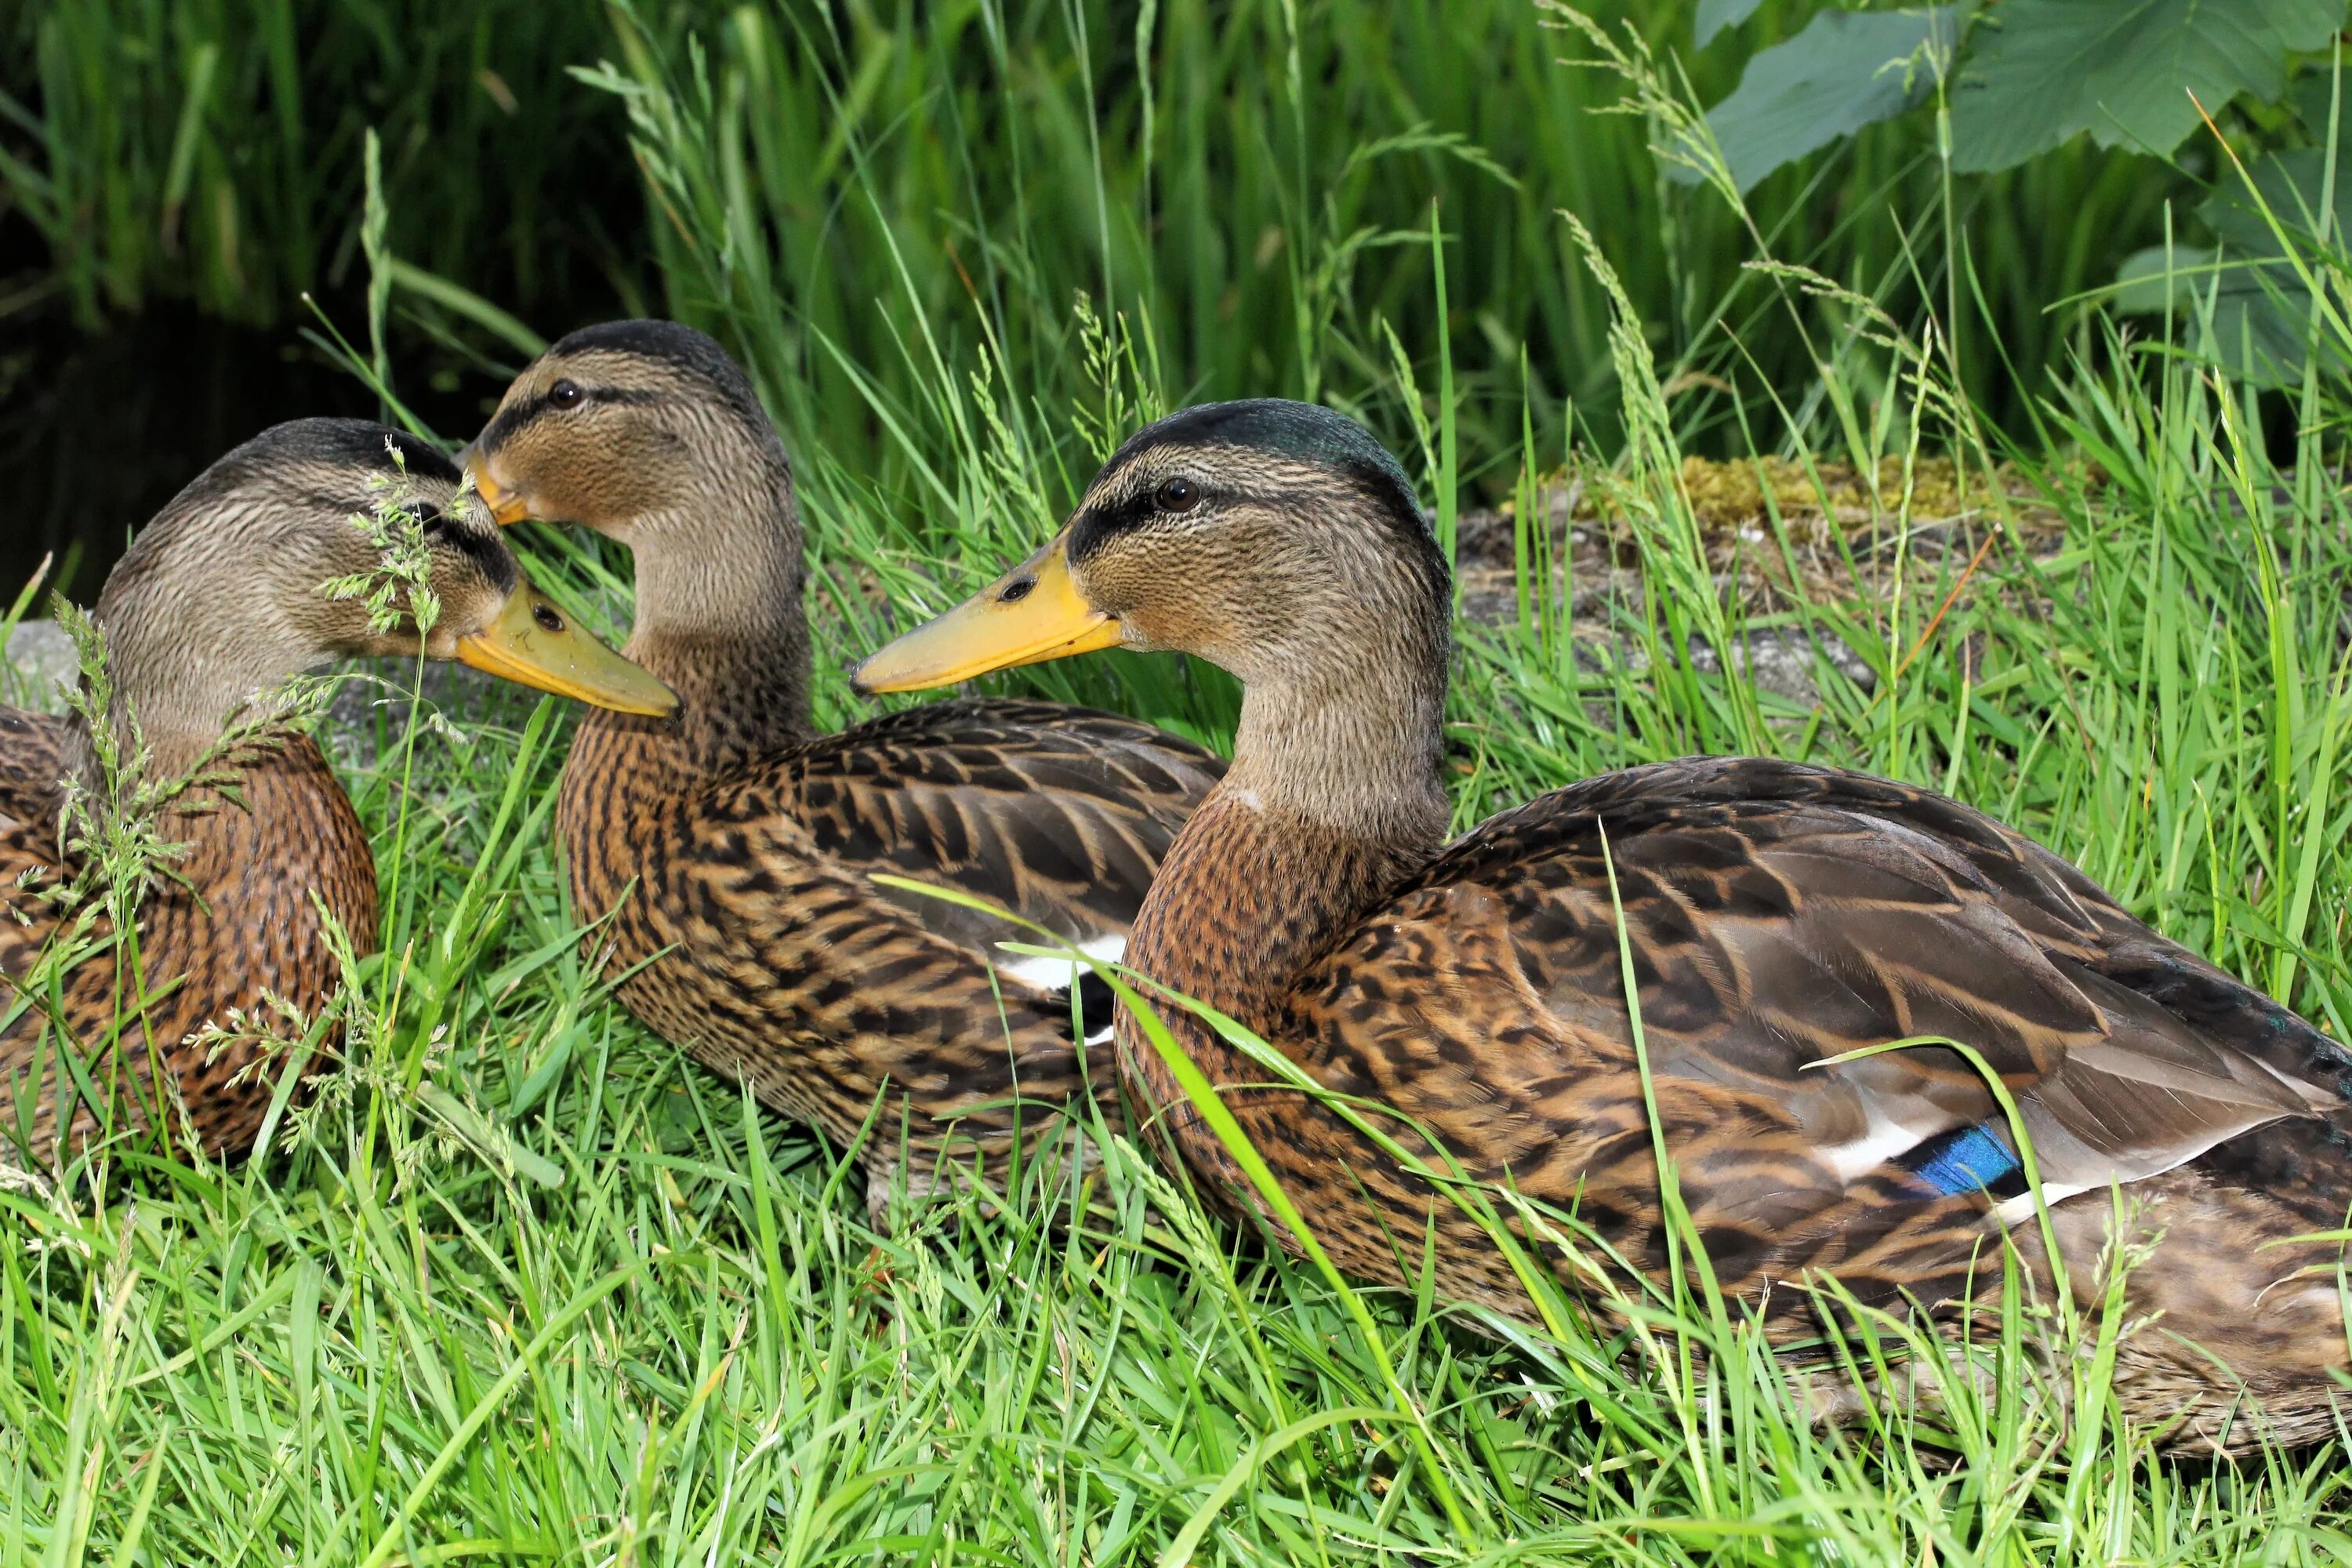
[1696,0,1769,48]
[2203,150,2352,257]
[2194,143,2352,383]
[2291,66,2347,136]
[2111,243,2222,313]
[1950,0,2345,173]
[2112,133,2351,384]
[1703,6,1957,192]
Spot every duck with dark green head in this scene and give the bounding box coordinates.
[0,418,677,1164]
[458,321,1225,1218]
[853,397,2352,1454]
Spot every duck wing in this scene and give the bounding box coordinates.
[789,698,1223,1022]
[1570,757,2352,1095]
[1288,757,2332,1279]
[0,707,69,827]
[0,712,78,1156]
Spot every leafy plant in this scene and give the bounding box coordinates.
[2113,72,2352,383]
[1950,0,2341,169]
[1704,0,2347,190]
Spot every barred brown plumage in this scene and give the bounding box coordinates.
[0,718,376,1156]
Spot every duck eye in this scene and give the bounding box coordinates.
[1155,477,1200,514]
[548,379,585,410]
[533,604,565,633]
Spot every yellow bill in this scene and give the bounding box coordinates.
[456,583,680,717]
[456,445,530,526]
[851,533,1123,695]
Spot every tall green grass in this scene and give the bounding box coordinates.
[7,5,2352,1563]
[0,0,652,328]
[9,0,2227,442]
[587,0,2212,484]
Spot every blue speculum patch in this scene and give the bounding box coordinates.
[1901,1121,2027,1198]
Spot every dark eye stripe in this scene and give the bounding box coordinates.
[473,380,663,455]
[1067,485,1174,565]
[535,383,661,416]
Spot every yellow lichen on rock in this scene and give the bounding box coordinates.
[1671,455,2054,532]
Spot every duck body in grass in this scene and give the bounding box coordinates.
[853,397,2352,1454]
[460,321,1223,1216]
[0,419,676,1163]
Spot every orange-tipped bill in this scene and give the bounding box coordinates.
[456,583,679,717]
[456,445,530,526]
[851,533,1123,695]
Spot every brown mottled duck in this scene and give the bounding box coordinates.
[852,397,2352,1453]
[0,419,677,1164]
[459,321,1223,1215]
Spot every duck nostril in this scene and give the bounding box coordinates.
[1000,578,1036,604]
[533,604,565,633]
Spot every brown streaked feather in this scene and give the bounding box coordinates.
[559,694,1221,1206]
[1342,761,2325,1204]
[0,718,377,1160]
[789,699,1221,958]
[0,708,68,828]
[1120,756,2352,1454]
[1548,757,2352,1095]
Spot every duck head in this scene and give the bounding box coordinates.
[850,398,1450,698]
[89,418,676,764]
[456,319,789,552]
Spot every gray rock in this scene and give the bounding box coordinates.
[1449,483,1940,709]
[317,659,546,775]
[3,621,79,713]
[1632,627,1878,706]
[1455,563,1877,708]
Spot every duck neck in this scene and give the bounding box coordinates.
[608,460,813,773]
[1128,626,1452,1038]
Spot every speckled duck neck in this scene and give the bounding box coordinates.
[601,449,814,775]
[1127,548,1453,1038]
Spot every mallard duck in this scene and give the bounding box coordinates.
[851,397,2352,1452]
[457,321,1223,1215]
[0,418,677,1163]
